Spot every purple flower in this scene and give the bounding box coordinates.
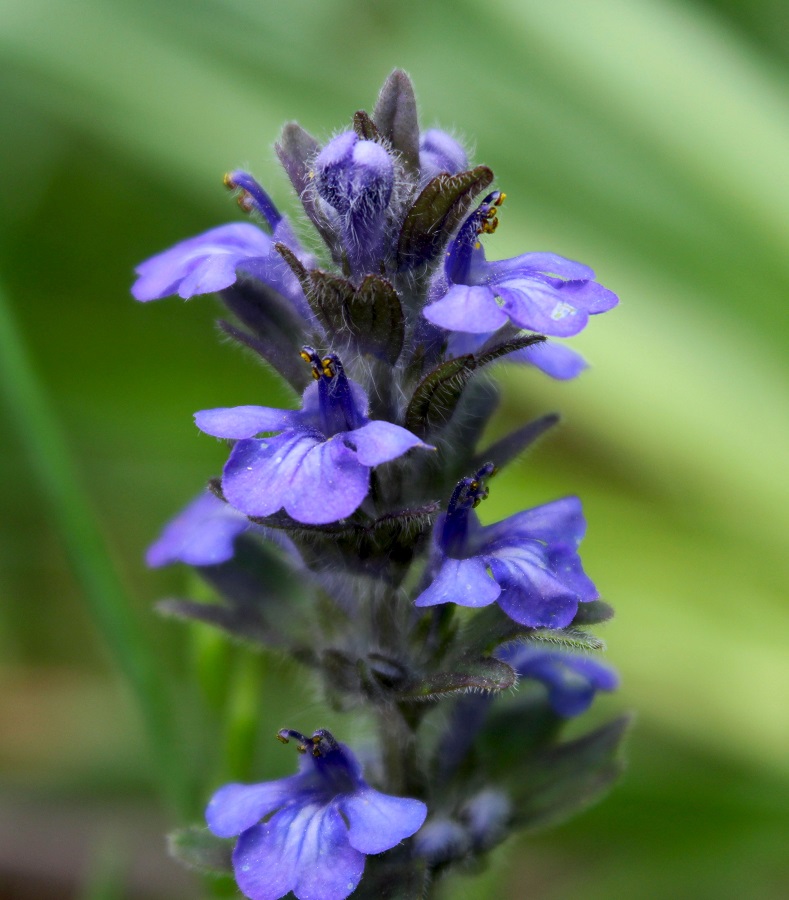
[206,729,427,900]
[423,192,618,338]
[497,643,619,717]
[146,490,256,568]
[195,347,432,525]
[132,171,310,315]
[313,131,395,274]
[418,129,468,185]
[414,464,598,628]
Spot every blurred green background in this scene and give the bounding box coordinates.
[1,0,788,897]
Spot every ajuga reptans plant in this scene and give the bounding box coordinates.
[135,71,627,900]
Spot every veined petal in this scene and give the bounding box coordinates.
[233,804,364,900]
[496,282,590,337]
[547,545,599,601]
[206,776,303,838]
[414,556,501,608]
[495,583,578,629]
[482,497,586,548]
[341,789,427,855]
[132,223,272,301]
[488,547,580,628]
[285,438,370,524]
[484,252,595,282]
[423,284,509,334]
[347,420,432,466]
[222,431,321,518]
[195,405,302,439]
[145,491,249,568]
[508,339,588,380]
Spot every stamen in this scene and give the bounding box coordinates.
[224,170,282,231]
[277,728,311,753]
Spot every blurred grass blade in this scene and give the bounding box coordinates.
[0,279,190,818]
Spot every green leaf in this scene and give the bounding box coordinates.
[275,123,341,259]
[399,656,516,701]
[353,109,380,141]
[396,165,494,267]
[572,599,615,626]
[167,827,233,878]
[372,69,420,176]
[473,412,560,472]
[276,248,405,364]
[349,275,405,364]
[511,715,632,832]
[405,334,545,436]
[526,627,606,652]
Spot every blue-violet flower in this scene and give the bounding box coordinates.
[424,191,618,338]
[195,347,432,525]
[206,729,427,900]
[414,464,597,628]
[131,171,310,318]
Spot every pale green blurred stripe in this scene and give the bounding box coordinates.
[0,281,190,817]
[492,0,789,269]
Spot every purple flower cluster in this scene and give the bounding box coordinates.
[136,71,622,899]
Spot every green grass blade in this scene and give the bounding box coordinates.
[0,279,191,818]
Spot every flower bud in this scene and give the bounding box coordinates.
[314,131,394,274]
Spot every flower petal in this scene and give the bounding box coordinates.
[488,545,580,628]
[195,405,302,439]
[483,497,586,548]
[206,776,302,838]
[508,340,588,380]
[499,646,618,717]
[423,284,508,334]
[145,491,249,568]
[496,281,590,337]
[341,789,427,854]
[132,223,272,301]
[414,556,501,608]
[547,545,599,602]
[222,432,321,518]
[285,438,370,524]
[485,252,595,282]
[347,420,431,466]
[233,804,365,900]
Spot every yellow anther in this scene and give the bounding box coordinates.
[470,481,479,490]
[276,732,289,744]
[299,350,312,363]
[223,172,236,189]
[474,242,481,250]
[495,192,506,206]
[237,193,254,212]
[485,207,497,219]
